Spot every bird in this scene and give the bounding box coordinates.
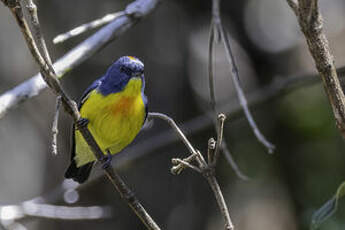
[65,56,147,183]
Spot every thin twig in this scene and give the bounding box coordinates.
[171,153,197,175]
[171,158,202,173]
[207,138,216,165]
[212,113,226,165]
[205,173,233,230]
[212,0,275,154]
[208,22,217,112]
[205,135,233,230]
[221,142,249,181]
[207,5,246,179]
[53,11,125,44]
[8,2,79,118]
[21,0,53,65]
[148,112,198,156]
[51,96,61,156]
[222,27,275,153]
[2,2,160,230]
[150,111,233,229]
[0,0,160,119]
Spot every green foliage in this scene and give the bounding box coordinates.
[311,181,345,229]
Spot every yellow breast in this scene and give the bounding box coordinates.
[74,78,145,167]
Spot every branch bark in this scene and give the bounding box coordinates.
[286,0,345,138]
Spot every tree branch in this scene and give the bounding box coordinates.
[21,0,53,65]
[286,0,345,139]
[53,11,125,44]
[0,203,112,221]
[0,0,160,119]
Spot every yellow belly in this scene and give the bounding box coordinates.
[74,78,145,167]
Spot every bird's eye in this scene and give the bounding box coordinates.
[120,66,132,75]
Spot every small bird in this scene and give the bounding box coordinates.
[65,56,147,183]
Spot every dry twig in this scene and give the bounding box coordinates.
[51,96,61,155]
[20,0,53,65]
[149,112,234,230]
[207,0,249,179]
[212,113,226,165]
[210,0,275,154]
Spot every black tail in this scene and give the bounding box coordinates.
[65,124,93,184]
[65,160,94,184]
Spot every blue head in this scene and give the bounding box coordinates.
[98,56,145,96]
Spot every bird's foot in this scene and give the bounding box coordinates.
[101,151,113,169]
[76,118,89,129]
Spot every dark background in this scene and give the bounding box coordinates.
[1,0,345,229]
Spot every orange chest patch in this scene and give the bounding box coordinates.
[109,96,136,116]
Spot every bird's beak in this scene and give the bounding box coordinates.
[132,72,144,79]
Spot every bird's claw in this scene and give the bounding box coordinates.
[76,118,89,129]
[101,151,113,169]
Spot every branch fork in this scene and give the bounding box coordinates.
[171,113,226,175]
[166,112,234,230]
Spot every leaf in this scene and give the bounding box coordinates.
[311,181,345,229]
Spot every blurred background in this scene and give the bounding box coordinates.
[0,0,345,229]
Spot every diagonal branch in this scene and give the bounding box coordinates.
[1,1,160,229]
[53,11,125,44]
[21,0,53,65]
[0,0,160,119]
[286,0,345,139]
